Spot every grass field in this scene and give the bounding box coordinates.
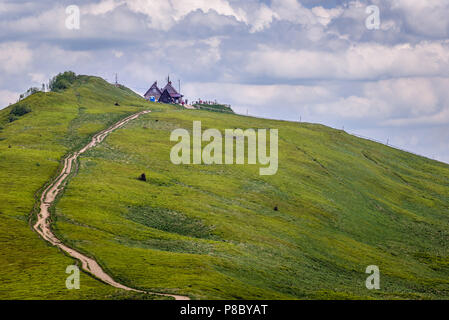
[1,75,448,299]
[0,76,172,299]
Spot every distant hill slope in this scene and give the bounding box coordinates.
[0,75,448,299]
[0,75,174,299]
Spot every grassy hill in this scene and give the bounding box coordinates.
[0,75,172,299]
[0,75,448,299]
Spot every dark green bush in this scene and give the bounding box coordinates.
[25,87,39,95]
[10,104,31,117]
[49,71,78,92]
[8,114,18,123]
[8,104,31,123]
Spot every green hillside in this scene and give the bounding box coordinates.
[0,75,448,299]
[0,75,172,299]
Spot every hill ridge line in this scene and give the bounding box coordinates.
[32,109,190,300]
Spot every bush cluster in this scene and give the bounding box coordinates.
[8,104,31,122]
[49,71,78,92]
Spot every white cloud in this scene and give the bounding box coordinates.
[298,77,449,126]
[0,42,32,74]
[183,81,333,114]
[83,0,125,15]
[197,37,222,65]
[183,77,449,129]
[246,41,449,80]
[124,0,246,31]
[270,0,316,25]
[112,50,124,58]
[28,73,46,84]
[248,4,278,33]
[391,0,449,38]
[267,0,343,29]
[80,0,343,33]
[311,6,343,26]
[363,78,441,118]
[0,2,40,16]
[42,45,91,65]
[0,90,19,108]
[312,96,379,119]
[0,6,66,35]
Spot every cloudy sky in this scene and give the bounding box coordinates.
[1,0,449,162]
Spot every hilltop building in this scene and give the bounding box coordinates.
[144,77,183,104]
[143,81,162,101]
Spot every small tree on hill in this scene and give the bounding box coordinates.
[49,71,78,92]
[10,104,31,117]
[8,104,31,122]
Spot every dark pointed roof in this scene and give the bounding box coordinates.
[158,88,172,103]
[161,81,182,98]
[144,81,162,98]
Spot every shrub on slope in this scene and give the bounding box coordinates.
[49,71,78,92]
[8,104,31,122]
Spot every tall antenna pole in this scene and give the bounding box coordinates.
[178,79,181,93]
[115,73,118,86]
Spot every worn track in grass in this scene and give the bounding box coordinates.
[32,110,190,300]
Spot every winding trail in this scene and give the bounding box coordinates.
[33,110,190,300]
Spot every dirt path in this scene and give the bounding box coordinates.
[33,110,190,300]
